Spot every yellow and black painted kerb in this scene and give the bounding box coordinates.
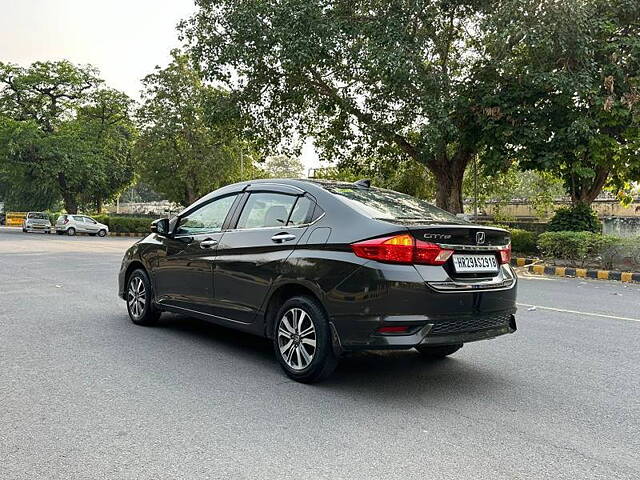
[511,257,640,283]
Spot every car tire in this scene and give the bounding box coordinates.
[98,229,107,237]
[415,344,463,358]
[273,295,339,383]
[126,269,160,326]
[67,227,76,236]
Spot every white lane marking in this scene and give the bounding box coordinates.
[517,303,640,323]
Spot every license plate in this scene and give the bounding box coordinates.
[452,254,498,273]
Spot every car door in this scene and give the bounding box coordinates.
[212,186,315,324]
[153,193,240,315]
[72,215,86,232]
[83,216,100,234]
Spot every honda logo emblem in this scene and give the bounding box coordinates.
[476,231,485,245]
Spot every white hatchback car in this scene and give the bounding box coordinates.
[55,214,109,237]
[22,212,52,233]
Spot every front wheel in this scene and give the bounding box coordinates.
[97,229,107,237]
[273,296,338,383]
[415,344,463,359]
[126,269,160,326]
[67,227,76,236]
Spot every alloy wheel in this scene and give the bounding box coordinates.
[128,276,146,319]
[277,308,317,371]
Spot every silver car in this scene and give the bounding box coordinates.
[55,214,109,237]
[22,212,52,233]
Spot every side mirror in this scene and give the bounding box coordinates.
[151,218,170,236]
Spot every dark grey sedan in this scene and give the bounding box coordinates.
[118,179,517,382]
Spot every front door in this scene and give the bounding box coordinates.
[83,216,100,234]
[153,193,239,315]
[213,191,314,324]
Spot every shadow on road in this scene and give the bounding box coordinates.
[155,313,504,399]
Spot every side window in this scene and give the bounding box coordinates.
[84,217,97,224]
[237,193,297,229]
[72,216,84,222]
[176,194,237,235]
[288,196,313,226]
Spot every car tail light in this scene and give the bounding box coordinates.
[498,244,511,264]
[351,234,454,266]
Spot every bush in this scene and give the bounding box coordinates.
[548,204,601,233]
[93,215,153,233]
[537,231,619,267]
[510,229,538,254]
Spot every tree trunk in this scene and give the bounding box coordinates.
[96,198,103,214]
[569,165,610,206]
[57,172,78,213]
[429,151,471,214]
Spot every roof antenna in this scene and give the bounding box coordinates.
[354,179,371,189]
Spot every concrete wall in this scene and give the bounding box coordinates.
[603,217,640,238]
[477,199,640,220]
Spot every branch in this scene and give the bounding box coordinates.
[306,69,422,163]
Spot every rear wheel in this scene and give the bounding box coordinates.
[67,227,76,236]
[273,296,338,383]
[415,344,463,358]
[126,269,160,326]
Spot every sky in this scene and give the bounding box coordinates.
[0,0,320,172]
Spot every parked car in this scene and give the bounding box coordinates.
[55,214,109,236]
[118,179,517,383]
[22,212,52,233]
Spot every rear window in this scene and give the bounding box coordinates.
[326,187,463,224]
[28,212,48,220]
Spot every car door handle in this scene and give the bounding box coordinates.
[271,233,296,243]
[200,239,218,249]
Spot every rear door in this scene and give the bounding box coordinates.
[212,186,314,324]
[153,193,241,315]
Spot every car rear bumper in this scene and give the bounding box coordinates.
[331,312,516,351]
[326,260,518,351]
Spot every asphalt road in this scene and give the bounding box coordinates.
[1,227,639,479]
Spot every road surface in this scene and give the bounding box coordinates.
[1,227,638,479]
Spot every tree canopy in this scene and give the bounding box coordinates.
[182,0,640,212]
[136,50,258,206]
[182,0,511,213]
[0,61,136,213]
[478,0,640,205]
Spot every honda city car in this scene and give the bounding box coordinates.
[118,179,517,382]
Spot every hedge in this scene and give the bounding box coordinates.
[93,215,153,234]
[537,231,640,270]
[510,228,538,254]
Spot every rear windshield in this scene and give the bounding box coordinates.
[326,187,464,224]
[28,213,48,220]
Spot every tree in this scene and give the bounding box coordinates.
[136,50,257,206]
[262,155,305,178]
[0,61,136,213]
[316,156,437,200]
[182,1,512,213]
[478,0,640,206]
